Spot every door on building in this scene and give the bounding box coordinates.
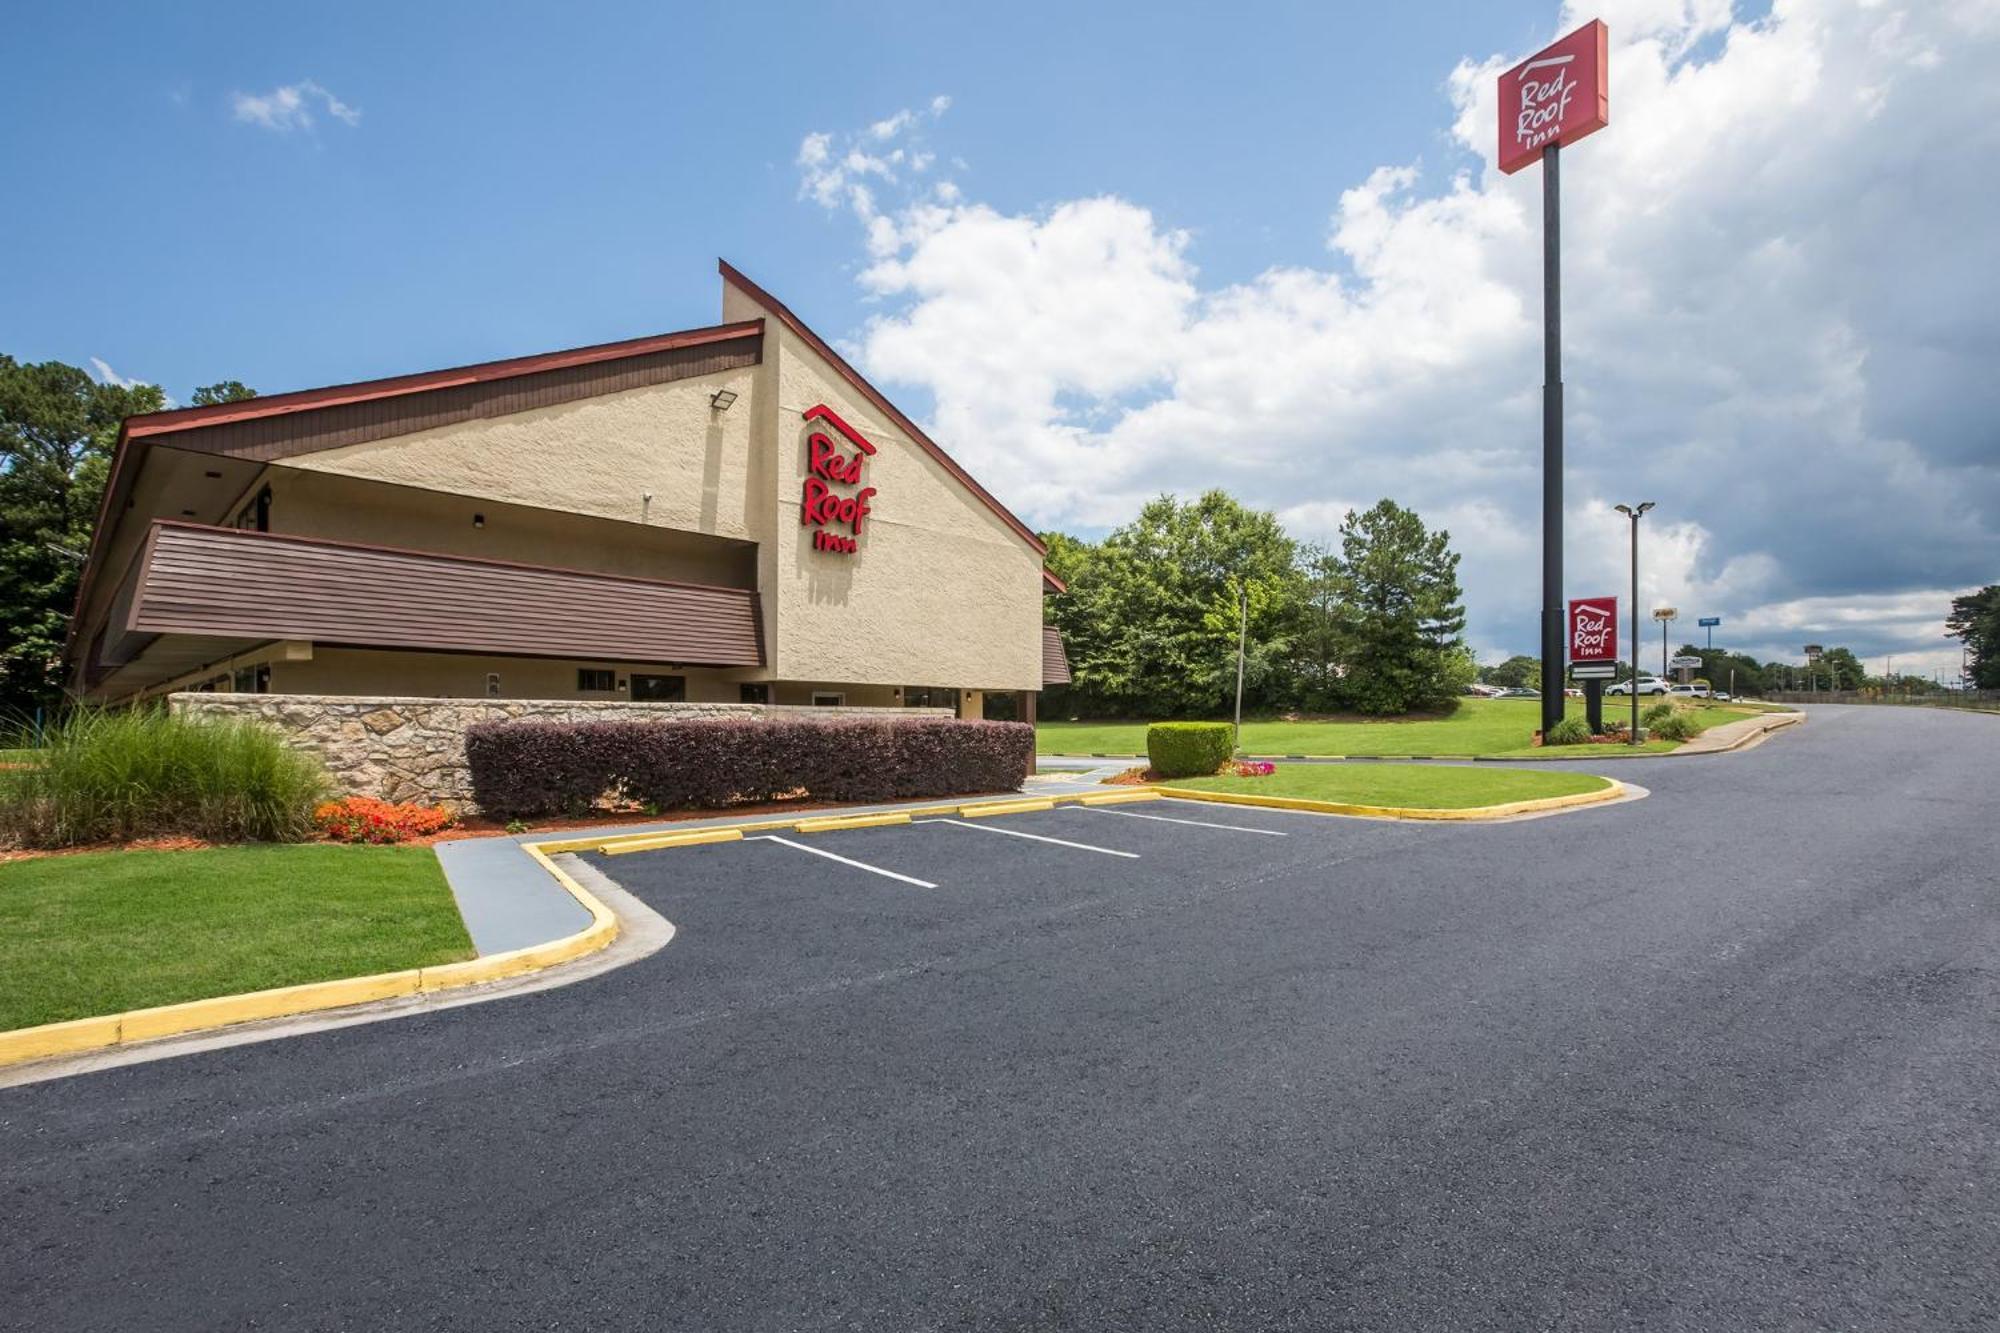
[631,673,686,702]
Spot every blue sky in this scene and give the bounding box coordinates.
[5,1,1992,675]
[4,1,1533,397]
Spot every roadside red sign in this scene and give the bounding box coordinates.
[1498,20,1610,174]
[1568,596,1618,663]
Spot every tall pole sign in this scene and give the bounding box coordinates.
[1500,20,1610,737]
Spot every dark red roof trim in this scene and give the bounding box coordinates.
[122,320,765,440]
[718,259,1047,557]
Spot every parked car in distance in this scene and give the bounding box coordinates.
[1496,687,1540,699]
[1713,690,1732,701]
[1606,676,1669,696]
[1563,687,1584,698]
[1668,682,1712,698]
[1464,683,1504,697]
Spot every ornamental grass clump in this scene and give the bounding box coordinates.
[1542,716,1592,746]
[0,708,331,848]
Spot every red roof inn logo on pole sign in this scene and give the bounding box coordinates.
[1568,596,1618,664]
[800,404,878,555]
[1499,20,1609,174]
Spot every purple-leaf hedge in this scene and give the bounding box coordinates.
[464,716,1034,817]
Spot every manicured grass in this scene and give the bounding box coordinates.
[1042,698,1769,758]
[0,844,474,1031]
[1041,699,1545,756]
[1163,764,1612,809]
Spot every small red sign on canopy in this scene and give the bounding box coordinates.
[1498,20,1609,174]
[1568,596,1619,664]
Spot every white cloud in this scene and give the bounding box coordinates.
[87,357,143,389]
[231,80,361,132]
[796,1,2000,668]
[88,358,174,408]
[795,96,956,254]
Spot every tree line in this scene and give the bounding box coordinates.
[1041,491,1473,719]
[0,356,253,718]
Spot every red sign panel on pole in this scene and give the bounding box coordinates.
[1568,596,1618,663]
[1498,20,1610,175]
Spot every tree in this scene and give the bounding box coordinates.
[1294,542,1344,709]
[1947,585,2000,688]
[190,381,257,407]
[1484,654,1539,689]
[1326,500,1470,715]
[1678,645,1766,696]
[0,356,165,716]
[1042,492,1305,718]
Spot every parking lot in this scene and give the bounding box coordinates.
[8,710,2000,1330]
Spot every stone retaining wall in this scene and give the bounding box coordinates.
[169,693,954,809]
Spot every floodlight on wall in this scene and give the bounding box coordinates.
[472,513,485,529]
[710,389,739,411]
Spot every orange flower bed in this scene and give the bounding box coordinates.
[314,796,457,845]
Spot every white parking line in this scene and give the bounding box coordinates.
[750,835,939,888]
[914,818,1140,858]
[1068,805,1288,836]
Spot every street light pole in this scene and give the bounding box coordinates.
[1614,502,1654,745]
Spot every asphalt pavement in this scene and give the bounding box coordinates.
[4,704,1998,1330]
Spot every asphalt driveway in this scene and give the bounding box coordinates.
[4,705,1998,1330]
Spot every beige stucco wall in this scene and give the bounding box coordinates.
[724,285,1045,692]
[264,648,904,707]
[281,364,765,542]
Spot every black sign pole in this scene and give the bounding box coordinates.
[1538,142,1565,737]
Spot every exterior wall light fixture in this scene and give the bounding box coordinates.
[710,389,738,411]
[472,513,485,529]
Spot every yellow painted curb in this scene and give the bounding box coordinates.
[596,827,745,856]
[1077,790,1164,806]
[0,840,620,1071]
[794,812,913,834]
[1152,778,1627,822]
[958,798,1057,818]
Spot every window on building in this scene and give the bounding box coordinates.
[232,663,270,694]
[811,691,845,708]
[738,683,770,704]
[485,673,502,698]
[631,673,686,702]
[577,668,616,692]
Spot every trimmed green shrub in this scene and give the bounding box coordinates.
[1543,716,1591,746]
[1649,711,1699,742]
[1641,701,1677,727]
[0,709,331,848]
[464,716,1034,818]
[1146,721,1235,778]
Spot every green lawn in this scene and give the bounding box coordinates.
[1163,764,1612,809]
[0,844,474,1031]
[1040,697,1764,757]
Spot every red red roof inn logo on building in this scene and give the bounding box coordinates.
[1498,20,1609,175]
[1568,596,1618,664]
[800,404,878,555]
